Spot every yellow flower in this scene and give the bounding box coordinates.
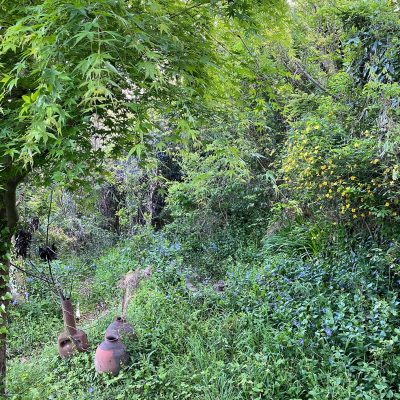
[314,125,320,130]
[371,158,379,164]
[321,165,327,170]
[351,208,356,213]
[353,214,357,219]
[385,202,390,207]
[350,176,356,181]
[322,181,328,186]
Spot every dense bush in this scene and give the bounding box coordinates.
[279,0,400,233]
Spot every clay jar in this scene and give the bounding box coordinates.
[105,316,136,340]
[94,335,129,375]
[58,329,89,358]
[58,299,89,358]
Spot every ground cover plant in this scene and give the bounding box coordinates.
[7,232,400,399]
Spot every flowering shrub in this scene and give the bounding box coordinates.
[281,108,400,225]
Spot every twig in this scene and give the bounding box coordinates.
[47,259,63,299]
[278,45,340,100]
[10,262,60,297]
[10,262,48,283]
[45,187,54,247]
[169,1,205,18]
[291,59,340,100]
[44,187,65,299]
[68,279,73,300]
[237,34,261,72]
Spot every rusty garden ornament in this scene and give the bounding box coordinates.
[58,299,89,358]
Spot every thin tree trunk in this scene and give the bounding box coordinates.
[0,178,23,396]
[0,202,9,398]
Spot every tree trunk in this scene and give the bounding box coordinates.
[0,178,22,396]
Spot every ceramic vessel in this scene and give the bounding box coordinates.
[57,299,89,358]
[105,316,136,340]
[94,335,129,375]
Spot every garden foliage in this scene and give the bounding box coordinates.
[4,0,400,398]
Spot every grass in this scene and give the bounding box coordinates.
[7,230,400,399]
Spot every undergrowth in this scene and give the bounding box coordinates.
[7,229,400,399]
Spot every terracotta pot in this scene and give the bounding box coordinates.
[94,335,129,375]
[105,316,136,340]
[58,331,75,358]
[57,299,89,358]
[57,329,89,358]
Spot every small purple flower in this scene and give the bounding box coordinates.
[88,387,94,393]
[209,243,217,251]
[373,271,379,277]
[299,339,304,345]
[12,299,18,306]
[26,277,33,283]
[24,292,29,301]
[325,328,332,337]
[172,242,181,251]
